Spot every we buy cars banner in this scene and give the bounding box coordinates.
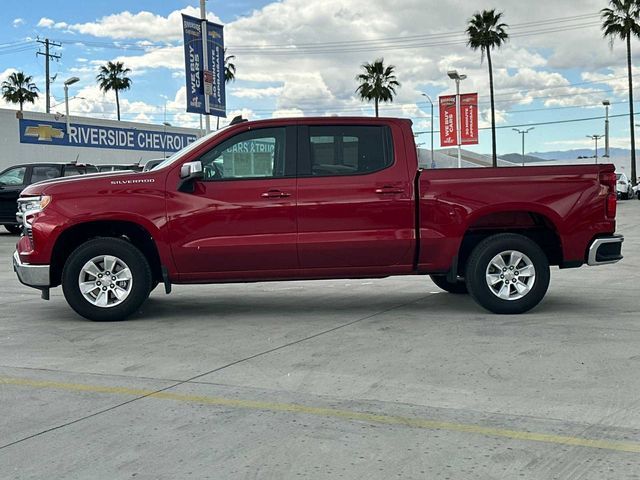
[439,93,479,146]
[182,14,226,117]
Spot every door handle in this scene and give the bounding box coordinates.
[261,190,291,198]
[375,186,405,194]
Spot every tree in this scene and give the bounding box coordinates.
[466,9,509,167]
[355,58,400,117]
[217,49,237,129]
[224,48,236,83]
[1,71,39,111]
[96,61,132,121]
[602,0,640,186]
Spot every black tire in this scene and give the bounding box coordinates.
[4,224,21,234]
[62,238,152,321]
[430,274,468,294]
[465,233,550,315]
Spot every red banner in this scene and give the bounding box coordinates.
[439,95,457,147]
[439,93,479,147]
[460,93,478,145]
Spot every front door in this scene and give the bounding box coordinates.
[0,166,28,224]
[167,126,298,279]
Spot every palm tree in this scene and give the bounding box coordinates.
[217,49,237,129]
[224,49,236,83]
[602,0,640,186]
[96,61,132,121]
[466,9,509,167]
[1,71,39,111]
[355,58,400,117]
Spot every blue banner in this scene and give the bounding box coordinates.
[182,14,226,118]
[19,119,198,153]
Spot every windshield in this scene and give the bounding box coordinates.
[152,125,232,171]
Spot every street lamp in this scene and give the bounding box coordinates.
[63,77,80,136]
[587,134,605,164]
[603,100,610,157]
[421,93,435,168]
[513,127,535,166]
[447,70,467,168]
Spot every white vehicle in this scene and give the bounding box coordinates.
[616,173,633,200]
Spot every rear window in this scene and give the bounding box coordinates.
[31,165,61,183]
[307,125,393,177]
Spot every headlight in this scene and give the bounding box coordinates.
[17,195,52,228]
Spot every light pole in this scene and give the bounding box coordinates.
[63,77,80,136]
[200,0,211,134]
[447,70,467,168]
[603,100,610,158]
[587,134,604,164]
[421,93,435,168]
[512,127,535,166]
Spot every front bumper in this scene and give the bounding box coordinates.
[587,235,624,266]
[13,251,50,288]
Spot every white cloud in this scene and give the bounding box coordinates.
[45,6,222,41]
[230,87,284,99]
[12,18,24,27]
[37,17,54,28]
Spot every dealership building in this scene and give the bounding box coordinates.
[0,108,202,171]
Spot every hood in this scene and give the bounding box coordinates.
[21,170,160,197]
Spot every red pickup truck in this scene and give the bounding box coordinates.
[13,117,623,321]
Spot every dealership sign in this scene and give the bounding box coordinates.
[439,93,479,147]
[182,14,226,117]
[19,119,197,153]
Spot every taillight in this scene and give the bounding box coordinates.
[599,171,617,219]
[606,193,617,218]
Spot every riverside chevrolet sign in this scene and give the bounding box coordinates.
[19,119,198,153]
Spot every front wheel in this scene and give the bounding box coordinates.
[62,238,152,321]
[465,233,550,315]
[429,274,468,294]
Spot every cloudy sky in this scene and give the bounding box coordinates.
[0,0,637,155]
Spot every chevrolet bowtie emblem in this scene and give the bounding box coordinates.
[25,124,65,141]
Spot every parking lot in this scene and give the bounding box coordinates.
[0,200,638,479]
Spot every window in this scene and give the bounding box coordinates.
[31,166,61,183]
[199,128,287,181]
[63,166,80,177]
[307,126,393,176]
[0,167,27,186]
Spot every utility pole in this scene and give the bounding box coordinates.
[200,0,211,134]
[421,93,435,168]
[587,134,604,164]
[36,38,62,114]
[512,127,535,166]
[447,70,467,168]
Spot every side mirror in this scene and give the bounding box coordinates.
[180,161,204,180]
[178,161,204,193]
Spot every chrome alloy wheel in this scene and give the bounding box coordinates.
[78,255,133,308]
[485,250,536,301]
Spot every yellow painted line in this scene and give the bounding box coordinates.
[2,376,640,453]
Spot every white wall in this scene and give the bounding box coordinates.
[0,108,202,171]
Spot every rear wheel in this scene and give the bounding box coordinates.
[429,274,468,294]
[465,233,550,314]
[62,238,152,321]
[4,224,21,234]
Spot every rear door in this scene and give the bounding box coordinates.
[167,125,299,277]
[296,122,415,271]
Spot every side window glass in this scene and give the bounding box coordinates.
[0,167,27,186]
[308,126,392,176]
[31,166,60,183]
[63,166,80,177]
[199,128,286,181]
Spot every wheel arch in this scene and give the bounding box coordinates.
[50,220,163,287]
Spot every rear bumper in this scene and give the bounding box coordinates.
[13,251,50,288]
[587,235,624,266]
